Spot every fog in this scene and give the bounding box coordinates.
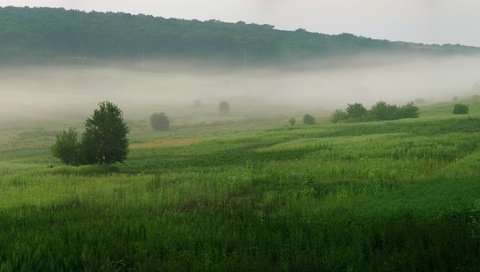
[1,54,480,124]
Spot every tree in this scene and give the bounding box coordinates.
[303,114,316,125]
[331,109,348,123]
[346,103,367,119]
[396,102,419,119]
[150,112,170,131]
[81,101,129,165]
[289,117,296,126]
[219,101,230,115]
[51,128,81,165]
[453,104,469,114]
[369,101,398,120]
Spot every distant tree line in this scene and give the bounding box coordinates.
[331,101,419,123]
[1,7,478,64]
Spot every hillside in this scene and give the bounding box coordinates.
[1,6,480,65]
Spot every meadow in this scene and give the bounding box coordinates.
[2,100,480,271]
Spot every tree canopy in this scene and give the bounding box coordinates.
[81,102,129,165]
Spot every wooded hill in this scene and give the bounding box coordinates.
[1,6,479,65]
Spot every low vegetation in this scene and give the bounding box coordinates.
[1,100,480,271]
[453,103,469,114]
[150,112,170,131]
[331,101,419,123]
[219,101,230,115]
[303,114,316,125]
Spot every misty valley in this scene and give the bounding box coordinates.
[2,6,480,272]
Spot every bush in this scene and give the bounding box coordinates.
[219,101,230,115]
[51,128,81,165]
[303,114,316,125]
[397,102,419,119]
[453,104,469,115]
[346,103,367,119]
[331,101,419,123]
[369,101,398,120]
[331,109,348,123]
[289,117,296,126]
[150,112,170,131]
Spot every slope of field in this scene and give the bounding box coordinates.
[1,101,480,271]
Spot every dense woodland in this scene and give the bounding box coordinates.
[1,6,480,64]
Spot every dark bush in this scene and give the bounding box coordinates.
[289,117,296,126]
[397,102,419,119]
[369,101,399,120]
[346,103,368,119]
[150,112,170,131]
[303,114,316,125]
[453,104,469,115]
[219,101,230,115]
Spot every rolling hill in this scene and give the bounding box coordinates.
[1,6,479,65]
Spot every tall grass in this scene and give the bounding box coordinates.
[1,112,480,270]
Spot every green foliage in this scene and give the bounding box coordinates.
[219,101,230,115]
[333,101,419,123]
[150,112,170,131]
[453,104,469,114]
[81,101,129,165]
[331,109,348,123]
[51,128,81,165]
[0,7,479,64]
[289,117,296,126]
[397,102,419,119]
[346,103,368,119]
[369,101,398,120]
[303,114,316,125]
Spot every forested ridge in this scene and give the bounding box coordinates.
[1,6,479,64]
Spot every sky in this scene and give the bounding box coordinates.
[1,0,480,46]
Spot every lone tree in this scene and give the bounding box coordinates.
[219,101,230,115]
[81,101,129,165]
[453,104,469,115]
[51,128,81,165]
[303,114,316,125]
[150,112,170,131]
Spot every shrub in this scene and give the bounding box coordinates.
[331,101,419,123]
[331,109,348,123]
[81,101,129,165]
[51,128,81,165]
[346,103,367,119]
[453,104,469,114]
[303,114,316,125]
[150,112,170,131]
[289,117,296,126]
[369,101,399,120]
[397,102,419,119]
[219,101,230,115]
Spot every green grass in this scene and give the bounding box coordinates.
[2,101,480,271]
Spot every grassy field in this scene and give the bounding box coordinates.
[2,100,480,271]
